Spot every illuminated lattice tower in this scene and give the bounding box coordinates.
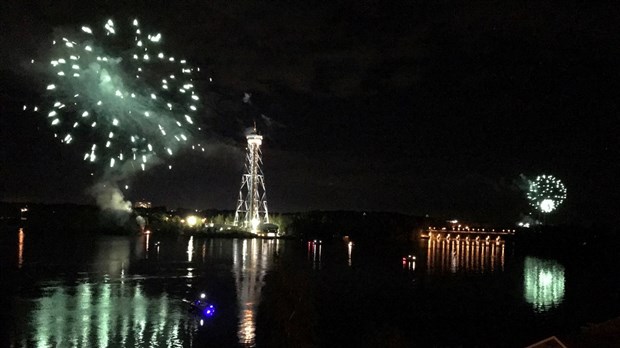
[233,126,269,232]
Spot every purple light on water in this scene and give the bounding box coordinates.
[203,305,215,317]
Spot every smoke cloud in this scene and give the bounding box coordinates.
[88,180,132,225]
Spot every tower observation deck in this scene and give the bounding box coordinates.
[233,126,270,232]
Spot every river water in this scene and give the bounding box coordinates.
[1,227,619,347]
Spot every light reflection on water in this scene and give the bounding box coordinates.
[426,237,506,273]
[8,231,284,348]
[524,256,566,312]
[18,228,24,268]
[4,228,587,346]
[233,238,282,346]
[307,240,322,270]
[28,282,191,348]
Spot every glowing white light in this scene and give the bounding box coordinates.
[51,119,60,125]
[105,19,115,34]
[150,33,161,42]
[186,216,198,227]
[251,218,260,232]
[82,111,89,117]
[46,84,56,90]
[540,199,556,213]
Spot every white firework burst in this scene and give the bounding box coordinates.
[32,18,206,171]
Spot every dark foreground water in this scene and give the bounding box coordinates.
[1,227,620,347]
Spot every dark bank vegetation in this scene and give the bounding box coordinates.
[283,210,424,242]
[515,224,620,272]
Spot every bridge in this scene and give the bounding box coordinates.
[420,227,516,242]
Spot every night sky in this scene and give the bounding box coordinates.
[1,1,619,225]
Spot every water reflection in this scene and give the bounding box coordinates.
[27,282,194,347]
[402,255,416,271]
[426,238,505,274]
[307,240,322,270]
[94,237,130,276]
[524,256,565,312]
[187,236,194,262]
[232,239,281,346]
[18,228,24,268]
[145,232,150,257]
[347,241,353,267]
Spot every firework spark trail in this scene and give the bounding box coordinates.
[526,175,567,214]
[31,18,206,174]
[25,18,211,218]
